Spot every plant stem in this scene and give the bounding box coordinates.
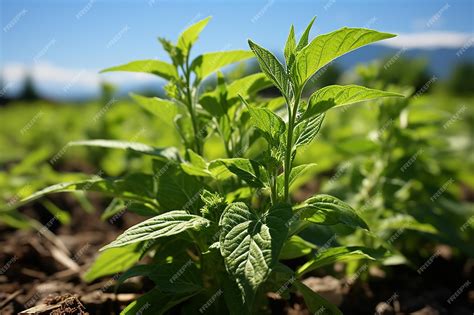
[188,91,202,155]
[225,113,235,156]
[283,90,300,203]
[183,58,202,155]
[270,168,277,204]
[283,116,292,203]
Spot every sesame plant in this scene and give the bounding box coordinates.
[323,64,474,269]
[17,17,404,314]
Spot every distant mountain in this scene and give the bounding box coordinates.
[317,45,474,78]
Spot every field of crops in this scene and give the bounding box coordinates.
[1,2,473,315]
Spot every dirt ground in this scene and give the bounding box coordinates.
[1,194,473,314]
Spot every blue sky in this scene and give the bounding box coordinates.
[1,0,473,99]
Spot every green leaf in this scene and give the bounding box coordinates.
[199,93,226,117]
[68,139,180,160]
[241,96,285,145]
[284,25,296,62]
[83,243,146,282]
[101,59,178,81]
[277,163,318,197]
[177,16,211,56]
[336,137,378,155]
[0,211,34,229]
[280,235,316,259]
[227,73,273,100]
[248,40,290,97]
[294,113,325,147]
[121,288,198,315]
[297,246,387,276]
[221,272,247,314]
[130,93,181,127]
[294,280,343,315]
[101,210,210,250]
[296,16,316,51]
[175,114,195,148]
[192,50,254,80]
[41,200,71,225]
[153,159,204,211]
[157,37,179,59]
[296,194,369,230]
[266,96,287,111]
[72,191,95,213]
[219,202,292,306]
[101,199,159,220]
[296,28,396,85]
[154,238,193,264]
[304,85,403,119]
[378,214,438,234]
[18,173,158,208]
[249,107,286,144]
[209,158,266,188]
[187,149,208,169]
[101,198,128,220]
[118,262,202,293]
[181,149,212,177]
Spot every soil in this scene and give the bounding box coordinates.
[1,194,473,314]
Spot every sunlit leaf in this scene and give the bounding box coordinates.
[101,60,178,81]
[277,163,318,197]
[296,28,396,85]
[295,16,316,51]
[181,149,212,177]
[280,235,316,259]
[294,113,325,147]
[304,85,403,119]
[241,96,285,145]
[248,40,290,97]
[209,158,266,188]
[177,16,211,56]
[227,73,273,100]
[102,211,210,250]
[284,25,296,63]
[130,93,182,127]
[296,194,369,230]
[192,50,254,80]
[83,243,146,282]
[18,173,158,207]
[68,139,180,160]
[297,246,387,276]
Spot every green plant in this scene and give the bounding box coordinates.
[100,16,258,157]
[322,64,474,268]
[16,17,403,314]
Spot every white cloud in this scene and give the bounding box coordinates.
[379,32,474,49]
[33,63,100,89]
[0,62,165,99]
[1,63,28,83]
